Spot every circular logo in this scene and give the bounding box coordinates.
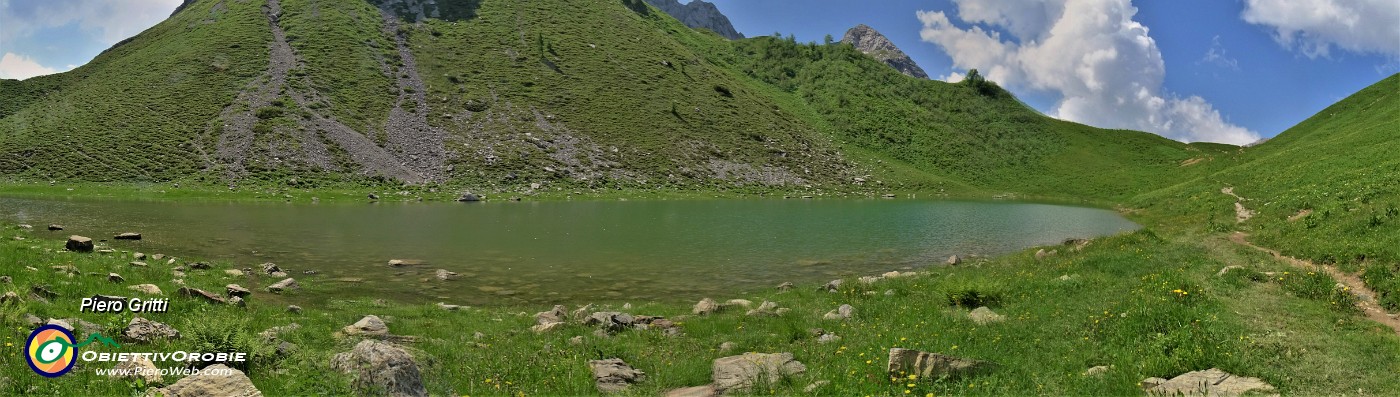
[25,325,77,378]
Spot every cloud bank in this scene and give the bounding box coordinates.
[0,0,180,80]
[1242,0,1400,59]
[0,52,59,80]
[917,0,1260,145]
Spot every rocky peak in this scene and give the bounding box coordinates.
[170,0,198,17]
[644,0,744,40]
[841,24,928,79]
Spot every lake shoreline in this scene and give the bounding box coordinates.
[2,203,1394,394]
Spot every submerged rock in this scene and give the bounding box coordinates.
[266,278,299,293]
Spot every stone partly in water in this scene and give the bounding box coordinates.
[887,348,995,380]
[124,317,181,343]
[434,269,459,281]
[330,339,428,397]
[589,358,646,394]
[115,232,142,240]
[711,352,807,394]
[266,278,299,293]
[65,235,94,252]
[1142,368,1276,397]
[151,364,261,397]
[47,224,64,231]
[947,255,961,265]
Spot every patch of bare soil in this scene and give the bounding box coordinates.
[1230,232,1400,335]
[1287,209,1313,222]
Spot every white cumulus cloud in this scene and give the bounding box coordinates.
[917,0,1261,145]
[1,0,182,49]
[0,52,59,80]
[1242,0,1400,58]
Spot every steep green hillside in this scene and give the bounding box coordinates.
[0,0,1208,199]
[721,37,1206,200]
[1136,73,1400,307]
[0,0,861,192]
[0,0,268,181]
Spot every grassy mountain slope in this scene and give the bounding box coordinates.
[0,0,269,181]
[1135,73,1400,307]
[0,0,1207,200]
[720,37,1207,200]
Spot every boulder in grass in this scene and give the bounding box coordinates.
[589,358,645,394]
[330,340,426,397]
[711,352,806,393]
[151,364,261,396]
[887,348,995,380]
[66,235,94,252]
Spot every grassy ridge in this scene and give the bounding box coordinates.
[722,37,1206,200]
[0,0,1208,201]
[1134,74,1400,308]
[0,0,269,182]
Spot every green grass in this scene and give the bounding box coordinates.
[1135,74,1400,309]
[3,222,1396,395]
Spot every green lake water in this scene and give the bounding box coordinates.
[1,197,1138,305]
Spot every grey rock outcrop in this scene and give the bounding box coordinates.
[887,348,995,380]
[1142,368,1276,397]
[65,235,93,252]
[330,339,428,397]
[152,364,261,396]
[842,24,929,79]
[712,352,806,393]
[589,358,646,394]
[644,0,743,40]
[124,317,181,343]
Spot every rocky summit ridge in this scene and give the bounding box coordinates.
[644,0,744,40]
[842,24,928,79]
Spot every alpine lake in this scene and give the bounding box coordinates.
[1,196,1138,306]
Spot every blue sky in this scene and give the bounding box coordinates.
[709,0,1399,143]
[2,0,1396,144]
